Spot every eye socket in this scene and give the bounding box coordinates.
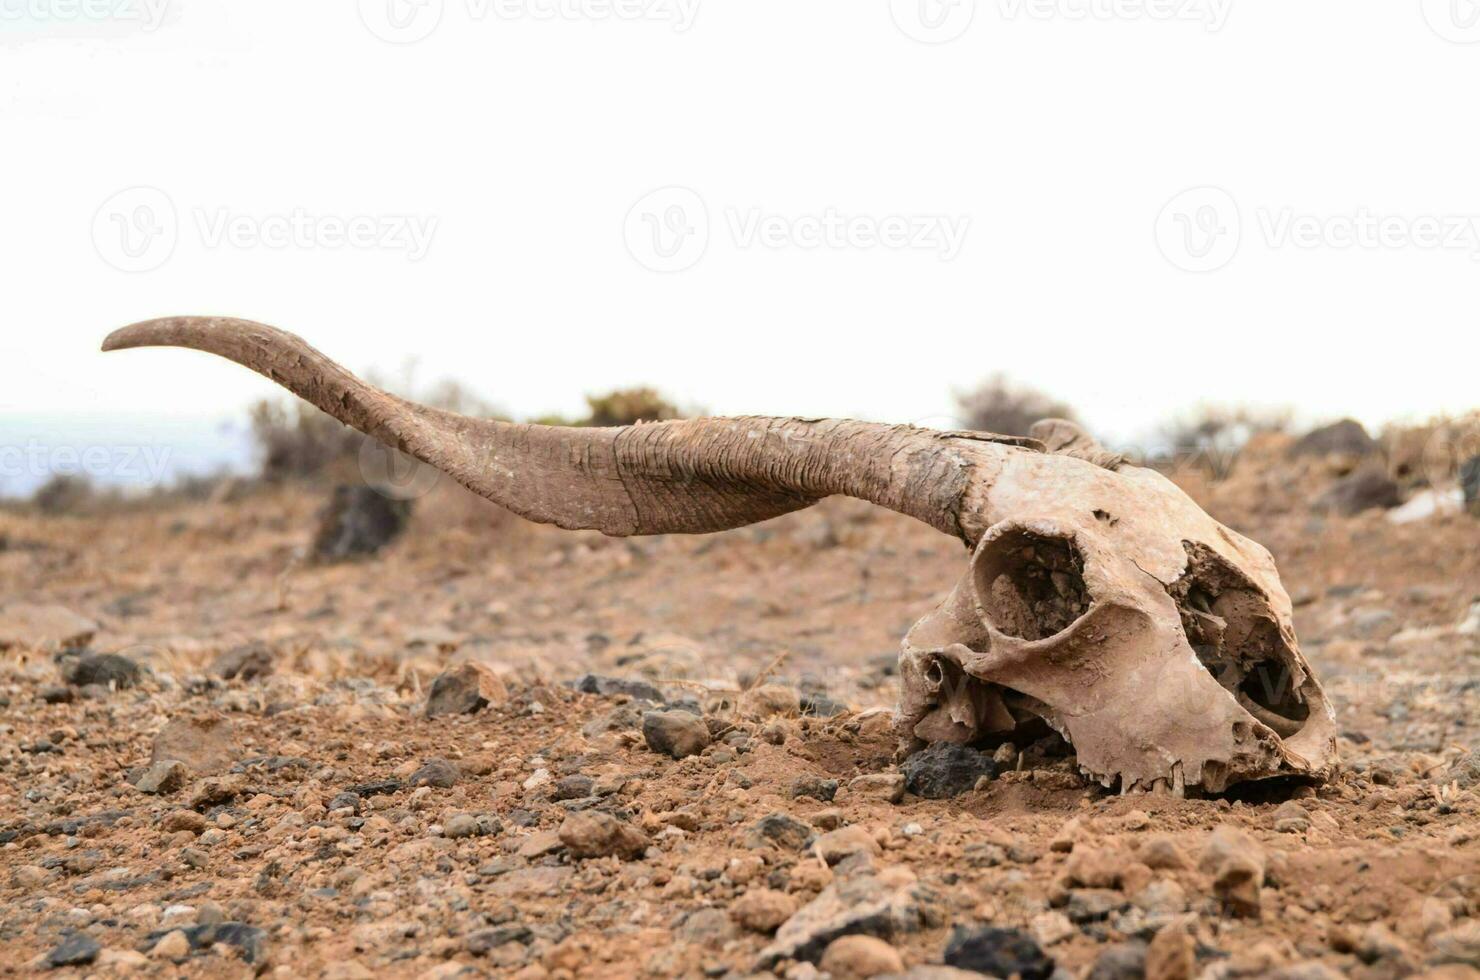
[973,528,1092,640]
[1170,541,1311,737]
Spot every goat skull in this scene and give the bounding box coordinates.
[102,317,1337,793]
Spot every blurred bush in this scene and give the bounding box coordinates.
[582,387,684,427]
[954,375,1078,437]
[1155,404,1293,480]
[31,475,100,515]
[249,376,503,483]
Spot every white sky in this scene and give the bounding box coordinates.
[2,0,1478,491]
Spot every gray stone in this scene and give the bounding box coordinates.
[573,674,664,702]
[677,907,737,945]
[1462,456,1480,511]
[408,758,460,789]
[209,642,274,680]
[642,709,710,759]
[552,774,595,801]
[1289,419,1378,458]
[61,652,142,689]
[1315,466,1401,516]
[45,932,100,968]
[466,925,532,954]
[756,872,933,967]
[801,693,848,717]
[1087,941,1148,980]
[746,813,816,851]
[444,814,481,838]
[424,662,507,718]
[135,760,189,794]
[790,776,838,802]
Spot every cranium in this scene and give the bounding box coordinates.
[103,317,1337,794]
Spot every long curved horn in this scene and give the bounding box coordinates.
[103,317,1036,541]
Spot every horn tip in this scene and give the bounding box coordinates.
[102,316,215,353]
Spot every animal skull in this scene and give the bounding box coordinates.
[897,420,1337,794]
[101,317,1337,793]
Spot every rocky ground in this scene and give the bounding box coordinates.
[1,456,1478,979]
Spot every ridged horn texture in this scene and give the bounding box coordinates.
[102,317,1036,541]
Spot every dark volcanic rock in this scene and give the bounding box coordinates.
[944,926,1054,980]
[1289,418,1377,458]
[45,932,100,968]
[552,774,595,801]
[573,674,664,702]
[790,776,839,802]
[348,778,403,797]
[310,485,411,562]
[466,924,533,954]
[901,742,997,798]
[1315,465,1402,516]
[61,652,143,689]
[146,922,267,964]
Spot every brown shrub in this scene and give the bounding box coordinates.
[954,375,1078,437]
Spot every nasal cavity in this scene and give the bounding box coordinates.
[974,529,1091,640]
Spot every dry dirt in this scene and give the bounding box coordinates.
[1,463,1478,979]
